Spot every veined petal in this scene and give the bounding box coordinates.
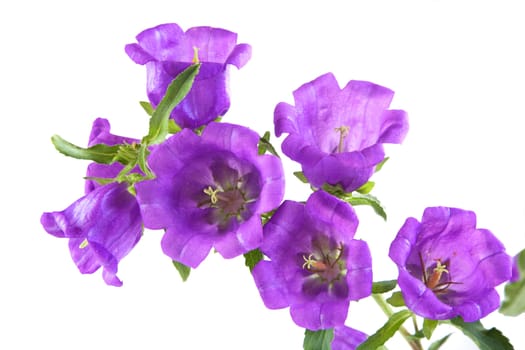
[252,261,289,309]
[161,228,215,268]
[332,326,368,350]
[290,299,349,330]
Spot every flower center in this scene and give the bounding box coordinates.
[302,242,346,284]
[203,184,248,218]
[198,169,258,231]
[334,125,350,153]
[419,252,459,294]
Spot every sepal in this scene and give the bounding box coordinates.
[243,249,263,272]
[172,260,191,282]
[321,183,387,220]
[500,248,525,316]
[258,131,280,157]
[303,329,334,350]
[372,280,397,294]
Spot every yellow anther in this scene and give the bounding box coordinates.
[302,253,327,271]
[203,186,221,204]
[302,254,315,269]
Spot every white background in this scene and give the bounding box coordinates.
[1,0,524,349]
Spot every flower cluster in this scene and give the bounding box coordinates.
[42,23,522,350]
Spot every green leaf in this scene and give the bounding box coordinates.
[356,181,375,194]
[244,249,264,272]
[356,310,412,350]
[428,334,451,350]
[423,318,439,339]
[303,329,334,350]
[257,131,280,157]
[293,171,309,184]
[51,135,121,164]
[347,192,387,221]
[372,280,397,294]
[375,157,389,172]
[142,63,200,145]
[449,317,513,350]
[172,260,191,282]
[500,248,525,316]
[139,101,154,116]
[386,291,405,307]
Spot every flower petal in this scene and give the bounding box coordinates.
[252,260,289,309]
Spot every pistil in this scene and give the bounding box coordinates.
[334,126,350,153]
[427,260,449,290]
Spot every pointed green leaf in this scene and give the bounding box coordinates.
[142,63,200,145]
[500,248,525,316]
[347,192,387,221]
[172,260,191,282]
[356,310,412,350]
[51,135,121,164]
[356,181,375,194]
[372,280,397,294]
[293,171,309,184]
[375,157,389,172]
[450,317,513,350]
[423,318,439,339]
[139,101,154,116]
[428,334,451,350]
[257,131,280,157]
[386,291,405,307]
[303,329,334,350]
[244,249,264,272]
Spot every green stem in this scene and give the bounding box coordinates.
[372,294,423,350]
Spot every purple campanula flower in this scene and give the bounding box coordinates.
[41,119,143,286]
[389,207,513,321]
[332,326,367,350]
[252,190,372,330]
[274,73,408,192]
[125,23,251,130]
[135,122,285,268]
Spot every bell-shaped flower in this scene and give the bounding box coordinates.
[135,122,285,268]
[252,190,372,330]
[389,206,513,321]
[274,73,408,192]
[125,23,251,129]
[40,119,143,286]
